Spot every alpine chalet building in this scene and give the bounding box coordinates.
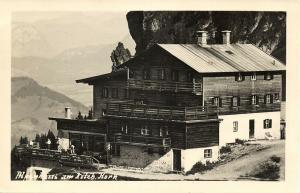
[49,30,286,173]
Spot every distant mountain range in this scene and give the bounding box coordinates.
[11,77,88,147]
[12,22,135,106]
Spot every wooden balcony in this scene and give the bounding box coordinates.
[105,102,218,121]
[114,133,171,147]
[127,79,202,94]
[220,103,281,115]
[14,146,99,168]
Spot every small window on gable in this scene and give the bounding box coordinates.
[186,71,193,82]
[143,69,151,80]
[121,123,128,134]
[129,69,134,79]
[111,88,118,98]
[204,149,212,158]
[274,93,280,101]
[171,70,179,82]
[265,94,273,104]
[232,96,240,107]
[264,73,273,80]
[233,121,238,132]
[158,69,166,80]
[212,97,222,107]
[102,87,109,98]
[251,95,259,105]
[235,73,245,82]
[159,126,169,137]
[141,126,150,136]
[263,119,272,129]
[251,73,257,80]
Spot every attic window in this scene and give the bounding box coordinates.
[225,50,234,55]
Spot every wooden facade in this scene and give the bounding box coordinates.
[52,42,284,159]
[203,72,282,114]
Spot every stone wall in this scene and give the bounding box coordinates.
[110,145,173,173]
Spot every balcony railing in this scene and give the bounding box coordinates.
[127,79,202,93]
[114,133,171,147]
[105,102,218,121]
[15,146,98,168]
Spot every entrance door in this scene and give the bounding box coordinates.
[173,149,181,171]
[249,119,255,139]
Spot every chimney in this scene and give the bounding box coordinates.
[196,31,208,46]
[222,30,231,45]
[65,107,71,119]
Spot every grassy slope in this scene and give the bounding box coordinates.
[11,77,88,147]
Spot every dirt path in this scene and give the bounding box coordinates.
[189,140,285,180]
[101,140,285,180]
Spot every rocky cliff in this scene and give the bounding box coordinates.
[127,11,286,63]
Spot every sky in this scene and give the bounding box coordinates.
[12,11,135,55]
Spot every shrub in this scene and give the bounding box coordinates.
[254,160,280,180]
[235,138,245,145]
[186,160,217,175]
[220,145,231,154]
[270,155,281,163]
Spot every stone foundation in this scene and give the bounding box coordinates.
[111,145,173,173]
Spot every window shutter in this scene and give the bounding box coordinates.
[263,119,266,129]
[219,98,222,107]
[212,98,215,105]
[270,94,273,104]
[101,88,104,98]
[237,97,241,106]
[270,119,272,128]
[231,97,234,106]
[264,95,267,104]
[256,95,259,104]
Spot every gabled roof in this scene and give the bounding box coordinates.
[76,69,127,84]
[157,44,285,73]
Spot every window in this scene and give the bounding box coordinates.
[124,89,129,99]
[274,93,280,101]
[102,87,109,98]
[129,69,134,79]
[158,69,166,80]
[141,126,150,136]
[251,95,259,105]
[186,71,193,82]
[232,96,240,107]
[115,144,120,156]
[212,97,222,107]
[251,73,257,80]
[111,88,118,98]
[204,149,212,158]
[159,126,169,137]
[263,119,272,129]
[235,73,245,81]
[265,94,273,104]
[143,69,151,80]
[264,73,273,80]
[233,121,238,132]
[121,123,128,134]
[171,70,179,81]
